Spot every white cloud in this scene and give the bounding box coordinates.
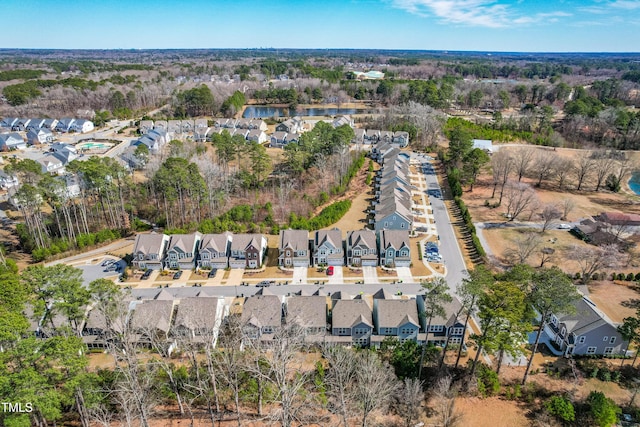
[390,0,570,28]
[610,0,640,10]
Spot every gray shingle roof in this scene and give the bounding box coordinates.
[280,229,309,252]
[380,229,411,251]
[130,300,174,333]
[286,296,327,331]
[376,299,419,328]
[241,295,282,329]
[173,297,220,331]
[332,299,372,329]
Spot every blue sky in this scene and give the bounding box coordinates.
[2,0,639,52]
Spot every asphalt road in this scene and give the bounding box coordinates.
[410,152,469,295]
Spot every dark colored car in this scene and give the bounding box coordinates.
[256,280,271,287]
[141,269,152,280]
[173,270,183,280]
[208,269,218,278]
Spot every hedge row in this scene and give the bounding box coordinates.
[454,196,486,258]
[289,200,352,231]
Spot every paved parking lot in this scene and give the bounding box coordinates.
[362,266,379,284]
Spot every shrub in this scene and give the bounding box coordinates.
[588,391,621,427]
[546,395,575,423]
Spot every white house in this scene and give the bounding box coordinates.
[0,133,26,151]
[72,119,95,133]
[27,128,54,145]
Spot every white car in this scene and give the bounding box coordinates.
[557,223,572,230]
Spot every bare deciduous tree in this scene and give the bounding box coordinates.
[569,244,621,284]
[490,149,513,203]
[323,345,357,427]
[512,147,535,182]
[503,181,539,222]
[574,155,594,191]
[561,198,575,221]
[532,150,559,187]
[554,157,574,190]
[592,152,617,192]
[540,203,562,232]
[394,378,424,427]
[505,231,542,265]
[245,323,311,427]
[354,351,399,427]
[432,375,463,427]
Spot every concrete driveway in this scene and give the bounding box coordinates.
[396,267,414,283]
[226,269,244,285]
[293,267,308,284]
[362,266,379,284]
[327,266,344,285]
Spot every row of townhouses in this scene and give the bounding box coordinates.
[0,117,94,151]
[77,289,466,350]
[132,232,269,271]
[132,228,413,271]
[44,288,628,358]
[134,114,410,152]
[370,143,414,231]
[279,228,412,268]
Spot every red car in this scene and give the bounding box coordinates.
[326,266,334,276]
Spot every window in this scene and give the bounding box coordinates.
[285,259,291,265]
[604,347,614,355]
[586,346,597,355]
[551,315,558,326]
[449,337,462,344]
[429,325,444,333]
[401,223,405,228]
[384,222,388,227]
[354,328,369,335]
[400,250,408,257]
[353,250,361,256]
[170,253,177,259]
[286,250,291,257]
[202,253,209,259]
[138,254,144,260]
[451,327,464,336]
[401,328,414,335]
[610,336,616,344]
[603,336,609,342]
[578,336,586,344]
[335,328,349,335]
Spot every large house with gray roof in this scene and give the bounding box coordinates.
[130,299,175,343]
[418,296,465,346]
[545,297,628,357]
[346,229,378,266]
[0,133,26,151]
[241,294,283,339]
[313,228,344,266]
[165,232,201,270]
[198,232,232,269]
[229,234,267,269]
[372,298,421,346]
[285,295,328,337]
[278,229,310,267]
[172,297,227,344]
[132,233,170,270]
[331,299,373,346]
[379,229,411,267]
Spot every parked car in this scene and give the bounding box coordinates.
[558,223,572,230]
[105,263,119,272]
[173,271,183,280]
[101,259,114,267]
[141,269,152,280]
[327,266,334,276]
[208,269,218,278]
[256,280,272,287]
